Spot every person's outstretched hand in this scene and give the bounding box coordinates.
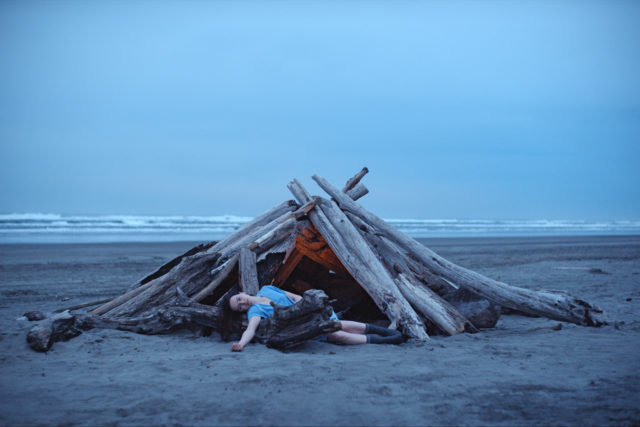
[231,342,244,352]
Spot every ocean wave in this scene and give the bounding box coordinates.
[0,213,638,243]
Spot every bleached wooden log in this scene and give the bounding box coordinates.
[315,198,429,339]
[312,174,606,327]
[91,279,159,316]
[135,242,216,291]
[347,213,457,295]
[98,250,222,318]
[239,248,259,295]
[394,273,473,335]
[205,200,298,255]
[54,298,113,313]
[190,253,240,303]
[247,217,297,254]
[92,202,300,317]
[288,179,428,340]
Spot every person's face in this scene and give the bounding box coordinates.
[229,292,252,312]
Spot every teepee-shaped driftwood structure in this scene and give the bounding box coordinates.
[26,169,606,352]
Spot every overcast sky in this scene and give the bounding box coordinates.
[1,0,639,220]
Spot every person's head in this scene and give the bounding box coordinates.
[228,292,253,312]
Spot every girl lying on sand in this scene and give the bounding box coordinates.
[224,285,403,351]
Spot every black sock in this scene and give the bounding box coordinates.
[366,332,404,344]
[365,323,398,337]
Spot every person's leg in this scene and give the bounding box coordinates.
[340,320,400,338]
[339,320,366,334]
[327,331,367,345]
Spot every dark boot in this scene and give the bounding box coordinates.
[366,332,404,344]
[365,323,398,337]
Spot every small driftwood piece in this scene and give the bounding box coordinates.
[255,289,341,350]
[342,167,369,192]
[312,174,606,327]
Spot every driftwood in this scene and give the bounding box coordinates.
[312,174,606,327]
[288,179,428,340]
[26,167,608,352]
[27,302,221,352]
[239,248,260,295]
[255,289,341,350]
[27,291,338,353]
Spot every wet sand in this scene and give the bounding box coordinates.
[1,236,639,426]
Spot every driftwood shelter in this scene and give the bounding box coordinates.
[26,169,607,352]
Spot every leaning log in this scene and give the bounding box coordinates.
[312,174,606,327]
[288,179,428,340]
[239,248,260,295]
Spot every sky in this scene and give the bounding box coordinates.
[1,0,639,220]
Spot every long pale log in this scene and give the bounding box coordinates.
[91,279,159,316]
[395,273,473,335]
[349,213,472,333]
[315,198,428,339]
[58,298,115,314]
[256,232,295,263]
[102,251,221,318]
[288,179,427,339]
[190,253,239,303]
[136,242,216,290]
[312,174,606,327]
[205,200,298,255]
[215,209,299,262]
[247,217,297,254]
[347,213,456,295]
[239,248,259,295]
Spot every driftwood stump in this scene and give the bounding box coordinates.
[256,289,341,350]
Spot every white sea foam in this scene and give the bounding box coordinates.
[0,213,638,243]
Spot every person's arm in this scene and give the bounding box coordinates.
[231,315,261,352]
[284,290,302,302]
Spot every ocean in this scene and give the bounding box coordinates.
[1,213,639,244]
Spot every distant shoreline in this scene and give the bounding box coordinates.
[2,233,640,246]
[1,214,638,244]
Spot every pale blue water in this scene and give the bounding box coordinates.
[1,213,638,244]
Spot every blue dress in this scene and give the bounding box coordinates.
[247,285,296,319]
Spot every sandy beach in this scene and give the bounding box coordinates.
[1,235,639,426]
